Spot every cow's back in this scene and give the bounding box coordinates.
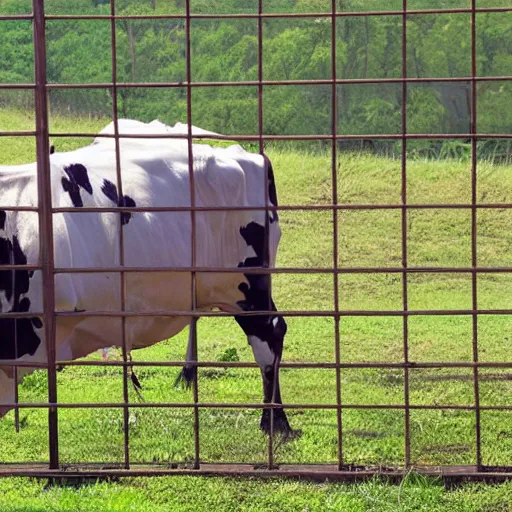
[1,120,274,358]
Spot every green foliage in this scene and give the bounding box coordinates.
[0,20,34,83]
[0,0,510,148]
[218,347,240,362]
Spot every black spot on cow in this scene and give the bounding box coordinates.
[0,237,12,296]
[61,163,93,208]
[263,155,278,223]
[237,222,272,312]
[0,233,29,305]
[101,179,137,226]
[101,179,119,204]
[0,230,42,360]
[239,222,266,268]
[11,235,29,301]
[50,145,55,155]
[31,317,43,329]
[0,211,6,231]
[235,222,286,353]
[120,195,136,226]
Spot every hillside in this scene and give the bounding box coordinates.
[1,110,512,470]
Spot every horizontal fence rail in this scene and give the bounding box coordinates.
[2,6,512,21]
[2,75,512,89]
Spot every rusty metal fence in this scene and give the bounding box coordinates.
[0,0,511,480]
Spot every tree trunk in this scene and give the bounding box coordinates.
[127,22,136,82]
[363,17,369,79]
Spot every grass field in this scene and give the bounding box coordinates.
[2,475,512,512]
[1,110,512,509]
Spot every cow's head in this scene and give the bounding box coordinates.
[234,155,292,435]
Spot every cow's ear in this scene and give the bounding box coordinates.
[50,145,55,155]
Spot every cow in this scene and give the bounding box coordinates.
[0,119,292,435]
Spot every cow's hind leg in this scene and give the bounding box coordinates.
[174,317,197,389]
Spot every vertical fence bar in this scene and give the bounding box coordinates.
[401,0,411,468]
[185,0,201,470]
[258,0,276,472]
[109,0,131,469]
[331,0,343,470]
[258,0,264,158]
[14,289,19,434]
[13,360,19,433]
[470,0,482,470]
[32,0,59,469]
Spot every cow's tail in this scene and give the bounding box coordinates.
[262,154,279,223]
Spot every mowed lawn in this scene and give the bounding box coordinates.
[1,110,512,509]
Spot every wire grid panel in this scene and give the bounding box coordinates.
[0,0,511,479]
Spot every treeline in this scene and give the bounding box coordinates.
[0,0,511,160]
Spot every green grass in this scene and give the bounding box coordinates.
[1,110,512,509]
[1,475,512,512]
[0,107,109,164]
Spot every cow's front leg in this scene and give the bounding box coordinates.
[235,309,293,436]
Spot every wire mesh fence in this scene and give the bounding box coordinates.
[0,0,511,480]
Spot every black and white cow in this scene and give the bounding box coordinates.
[0,119,292,434]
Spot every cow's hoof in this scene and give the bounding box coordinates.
[260,408,299,440]
[173,366,195,389]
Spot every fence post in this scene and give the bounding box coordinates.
[32,0,59,470]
